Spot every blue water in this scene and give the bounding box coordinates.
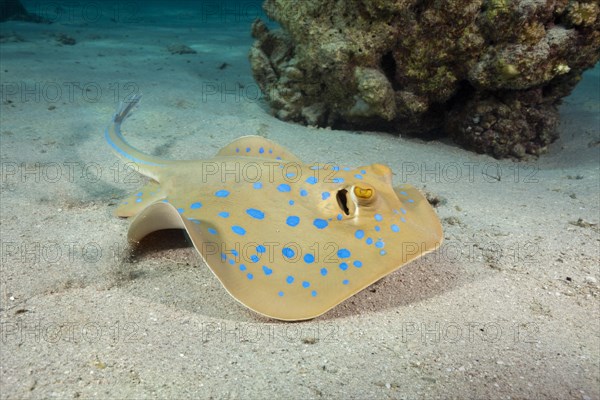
[19,0,271,27]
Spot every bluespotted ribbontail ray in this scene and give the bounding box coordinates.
[106,95,443,321]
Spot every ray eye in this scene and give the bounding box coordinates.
[353,186,373,200]
[336,189,350,215]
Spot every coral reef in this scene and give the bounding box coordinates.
[249,0,600,158]
[0,0,49,23]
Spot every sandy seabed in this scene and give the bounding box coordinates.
[0,5,599,400]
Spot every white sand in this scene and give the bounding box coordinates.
[1,5,598,399]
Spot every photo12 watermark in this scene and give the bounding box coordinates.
[400,321,540,344]
[0,160,346,190]
[1,319,143,344]
[26,1,143,24]
[0,81,140,104]
[0,161,143,190]
[397,161,540,184]
[0,240,126,267]
[199,321,339,344]
[199,1,265,23]
[0,237,540,269]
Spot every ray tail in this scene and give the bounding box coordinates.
[105,94,168,181]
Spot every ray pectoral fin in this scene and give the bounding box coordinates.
[394,184,444,250]
[127,202,186,244]
[369,163,393,185]
[216,135,302,162]
[115,181,164,218]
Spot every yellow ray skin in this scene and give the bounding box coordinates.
[106,95,443,321]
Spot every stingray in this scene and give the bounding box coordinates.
[106,95,443,321]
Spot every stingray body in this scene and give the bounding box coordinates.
[106,95,443,320]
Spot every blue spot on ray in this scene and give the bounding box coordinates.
[218,211,230,218]
[311,290,317,297]
[286,216,300,227]
[286,276,294,284]
[282,247,295,258]
[304,254,315,264]
[338,249,351,259]
[300,189,308,197]
[391,224,400,232]
[313,219,328,229]
[343,279,349,285]
[375,214,383,222]
[136,198,142,203]
[256,245,266,253]
[253,182,262,189]
[306,176,318,185]
[247,273,253,280]
[232,226,246,236]
[177,208,184,214]
[246,208,265,220]
[320,268,328,276]
[353,260,363,268]
[208,228,217,235]
[278,291,284,297]
[355,230,365,239]
[322,192,330,200]
[250,255,259,263]
[190,202,202,209]
[215,190,230,198]
[277,184,291,192]
[302,281,310,288]
[339,262,348,271]
[262,266,273,276]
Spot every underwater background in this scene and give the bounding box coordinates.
[1,0,599,398]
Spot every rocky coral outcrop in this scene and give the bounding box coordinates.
[249,0,599,158]
[0,0,49,23]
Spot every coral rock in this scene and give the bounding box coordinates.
[249,0,600,158]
